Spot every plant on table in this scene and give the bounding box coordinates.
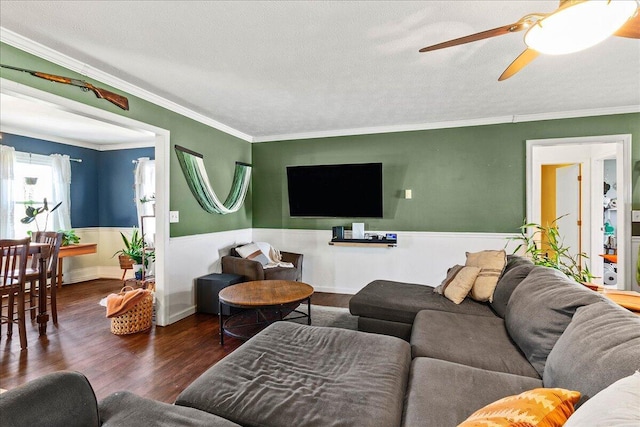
[509,216,595,284]
[59,229,81,246]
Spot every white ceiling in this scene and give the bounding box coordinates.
[0,1,639,143]
[0,93,156,147]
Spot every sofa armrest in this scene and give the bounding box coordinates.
[281,252,303,281]
[0,371,100,427]
[221,255,265,281]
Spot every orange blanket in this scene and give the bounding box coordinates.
[106,288,151,318]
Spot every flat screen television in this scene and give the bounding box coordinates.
[286,163,383,218]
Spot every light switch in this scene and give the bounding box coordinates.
[632,210,640,222]
[169,211,180,223]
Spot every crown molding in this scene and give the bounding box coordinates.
[0,27,254,143]
[252,105,640,143]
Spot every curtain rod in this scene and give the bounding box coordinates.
[24,151,82,163]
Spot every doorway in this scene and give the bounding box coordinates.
[1,77,171,325]
[527,134,631,290]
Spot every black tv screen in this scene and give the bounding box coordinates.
[287,163,383,218]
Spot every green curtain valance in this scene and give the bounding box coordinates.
[175,145,251,215]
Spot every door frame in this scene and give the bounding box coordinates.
[526,134,631,289]
[1,77,172,325]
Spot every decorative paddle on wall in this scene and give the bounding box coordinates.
[419,0,640,80]
[175,145,252,215]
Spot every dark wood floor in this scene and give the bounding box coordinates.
[0,279,351,402]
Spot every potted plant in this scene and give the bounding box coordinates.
[509,216,595,284]
[21,198,62,231]
[113,228,155,279]
[59,229,81,246]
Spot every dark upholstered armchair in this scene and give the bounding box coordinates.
[221,248,303,282]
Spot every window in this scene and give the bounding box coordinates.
[14,152,53,237]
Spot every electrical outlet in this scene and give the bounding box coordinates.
[632,210,640,222]
[169,211,180,223]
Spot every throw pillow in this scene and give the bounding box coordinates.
[434,265,481,304]
[458,388,581,427]
[235,243,270,266]
[433,265,462,294]
[564,371,640,427]
[466,250,507,302]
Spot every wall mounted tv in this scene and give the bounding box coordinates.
[286,163,383,218]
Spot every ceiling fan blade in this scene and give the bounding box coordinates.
[615,9,640,38]
[498,48,539,81]
[419,21,528,52]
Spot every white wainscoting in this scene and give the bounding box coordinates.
[165,228,253,325]
[63,227,519,324]
[253,229,519,294]
[62,227,131,284]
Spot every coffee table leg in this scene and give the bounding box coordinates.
[307,298,311,325]
[219,301,224,345]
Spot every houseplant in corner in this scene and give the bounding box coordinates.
[113,228,154,279]
[509,216,595,284]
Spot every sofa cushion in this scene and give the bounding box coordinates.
[411,310,539,378]
[466,249,507,302]
[0,371,100,427]
[357,316,413,341]
[505,266,603,377]
[543,300,640,402]
[99,391,240,427]
[177,322,411,427]
[349,280,496,325]
[458,387,580,427]
[564,371,640,427]
[491,262,535,318]
[401,358,542,427]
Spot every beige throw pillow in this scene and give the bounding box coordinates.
[235,243,270,266]
[435,264,481,304]
[466,250,507,302]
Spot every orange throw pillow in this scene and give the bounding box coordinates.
[458,388,580,427]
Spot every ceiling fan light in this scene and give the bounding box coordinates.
[524,0,638,55]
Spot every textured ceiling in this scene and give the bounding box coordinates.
[0,1,639,141]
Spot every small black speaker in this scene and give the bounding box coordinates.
[332,226,344,240]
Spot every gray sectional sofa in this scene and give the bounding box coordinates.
[2,256,639,426]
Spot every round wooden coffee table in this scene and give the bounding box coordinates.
[218,280,314,344]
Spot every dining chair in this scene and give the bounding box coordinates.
[0,237,30,350]
[26,231,63,324]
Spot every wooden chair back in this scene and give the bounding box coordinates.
[29,232,63,277]
[0,238,30,297]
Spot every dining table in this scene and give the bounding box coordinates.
[29,242,52,335]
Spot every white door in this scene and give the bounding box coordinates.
[556,164,581,259]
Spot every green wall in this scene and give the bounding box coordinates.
[0,43,252,237]
[252,113,640,233]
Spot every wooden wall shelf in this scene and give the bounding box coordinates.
[328,240,396,248]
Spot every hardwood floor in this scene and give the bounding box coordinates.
[0,279,351,403]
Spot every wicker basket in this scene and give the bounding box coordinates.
[110,291,154,335]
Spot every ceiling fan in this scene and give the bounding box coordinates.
[419,0,640,80]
